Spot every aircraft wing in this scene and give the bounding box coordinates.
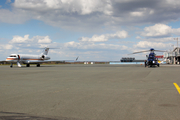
[22,60,76,64]
[23,60,48,64]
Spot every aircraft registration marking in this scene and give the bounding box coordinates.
[173,83,180,94]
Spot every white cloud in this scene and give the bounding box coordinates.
[136,36,141,39]
[134,41,172,49]
[1,33,130,61]
[141,24,172,37]
[149,10,154,14]
[6,0,12,4]
[0,0,180,32]
[38,36,52,43]
[9,34,52,44]
[141,37,174,42]
[7,34,129,55]
[130,8,154,17]
[0,44,13,50]
[63,40,129,51]
[166,0,180,6]
[80,31,128,42]
[141,24,180,38]
[0,9,32,24]
[109,31,128,39]
[13,0,112,15]
[131,11,144,17]
[172,28,180,36]
[9,35,31,43]
[80,35,108,42]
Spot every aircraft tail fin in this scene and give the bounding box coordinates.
[41,47,49,55]
[76,56,79,61]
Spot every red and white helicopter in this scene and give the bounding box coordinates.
[6,47,51,68]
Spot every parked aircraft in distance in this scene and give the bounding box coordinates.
[6,47,52,68]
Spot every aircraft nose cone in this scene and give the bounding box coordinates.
[6,58,10,61]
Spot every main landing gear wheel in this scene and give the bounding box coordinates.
[26,64,30,67]
[37,64,40,67]
[10,63,13,68]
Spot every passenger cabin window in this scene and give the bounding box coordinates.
[10,55,17,57]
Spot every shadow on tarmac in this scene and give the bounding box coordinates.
[0,111,79,120]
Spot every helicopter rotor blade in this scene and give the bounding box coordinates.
[154,50,167,52]
[128,48,167,55]
[130,50,150,54]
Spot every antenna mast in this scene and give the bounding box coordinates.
[174,37,179,47]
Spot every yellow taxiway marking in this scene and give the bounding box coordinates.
[174,83,180,94]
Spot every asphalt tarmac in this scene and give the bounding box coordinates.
[0,64,180,120]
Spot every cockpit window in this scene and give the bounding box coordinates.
[10,55,17,57]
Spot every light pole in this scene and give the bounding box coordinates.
[174,37,178,47]
[173,37,179,64]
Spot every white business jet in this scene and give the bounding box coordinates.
[6,47,51,68]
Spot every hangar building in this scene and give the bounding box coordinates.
[164,47,180,64]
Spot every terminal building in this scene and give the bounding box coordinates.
[164,47,180,64]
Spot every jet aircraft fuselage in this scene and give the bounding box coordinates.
[6,47,50,67]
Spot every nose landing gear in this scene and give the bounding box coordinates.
[37,64,40,67]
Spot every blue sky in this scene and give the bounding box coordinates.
[0,0,180,61]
